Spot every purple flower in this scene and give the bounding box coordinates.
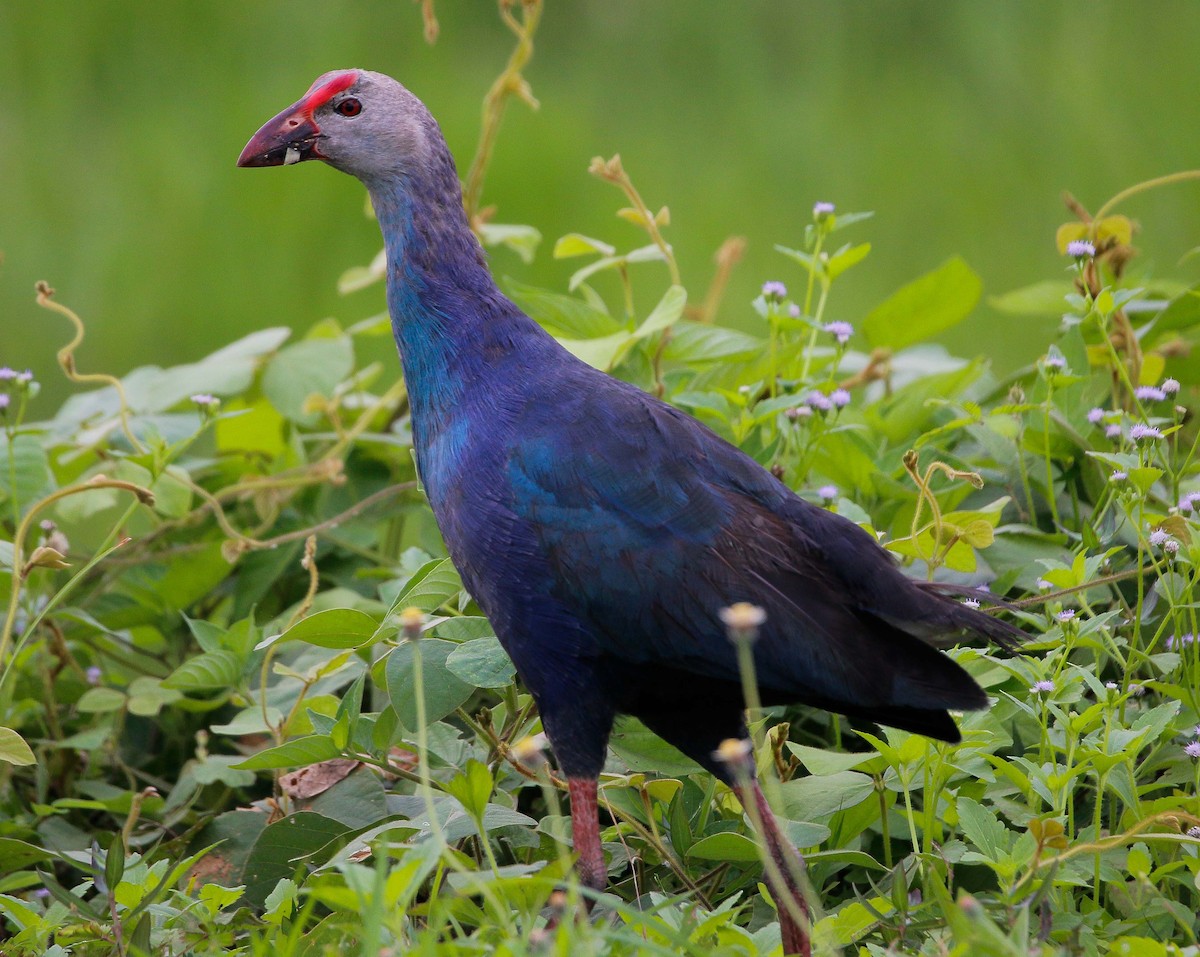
[761,281,788,301]
[1067,240,1096,258]
[817,484,838,502]
[1186,741,1200,759]
[1162,378,1181,395]
[86,666,102,685]
[961,598,981,609]
[33,888,50,899]
[1110,470,1127,482]
[829,388,851,408]
[813,201,836,217]
[1105,681,1119,691]
[1165,538,1181,556]
[1086,407,1105,425]
[1189,826,1200,839]
[1149,529,1170,547]
[1036,578,1053,591]
[39,519,56,532]
[785,405,812,422]
[805,391,832,412]
[1135,385,1166,402]
[787,303,802,319]
[0,395,9,411]
[0,367,15,380]
[16,370,33,385]
[1166,633,1195,652]
[191,393,218,407]
[1056,609,1076,623]
[1129,424,1162,441]
[1042,355,1066,370]
[823,321,854,344]
[1032,680,1055,694]
[1105,424,1123,440]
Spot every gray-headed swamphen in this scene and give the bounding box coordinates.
[238,70,1023,955]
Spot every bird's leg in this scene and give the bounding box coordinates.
[567,776,606,896]
[733,777,812,957]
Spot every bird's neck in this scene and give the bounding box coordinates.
[364,149,526,431]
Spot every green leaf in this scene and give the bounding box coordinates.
[989,280,1074,316]
[0,727,36,766]
[442,759,494,826]
[162,650,244,691]
[445,637,516,688]
[478,223,542,264]
[826,242,871,280]
[385,639,475,728]
[0,434,55,516]
[233,735,342,771]
[786,743,878,776]
[662,321,764,364]
[862,256,982,351]
[241,811,351,907]
[261,335,354,425]
[503,278,623,339]
[686,831,762,863]
[633,285,687,338]
[554,233,616,258]
[268,607,380,650]
[390,558,463,614]
[104,832,125,895]
[956,796,1010,863]
[780,771,875,821]
[76,687,127,713]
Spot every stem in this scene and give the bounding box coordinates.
[1092,169,1200,222]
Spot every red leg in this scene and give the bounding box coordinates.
[568,776,606,894]
[733,777,811,957]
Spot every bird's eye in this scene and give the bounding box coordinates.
[335,98,362,117]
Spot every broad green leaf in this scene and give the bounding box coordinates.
[442,759,494,826]
[431,616,495,642]
[633,285,687,338]
[0,435,55,516]
[787,743,879,776]
[233,735,342,771]
[826,241,871,280]
[445,637,516,688]
[385,638,475,728]
[862,256,982,351]
[662,321,764,364]
[686,831,761,863]
[262,335,354,425]
[553,233,615,258]
[781,771,875,821]
[503,277,623,339]
[268,607,380,650]
[0,727,36,766]
[477,223,542,264]
[162,650,244,691]
[76,687,127,713]
[241,811,351,907]
[989,280,1074,316]
[956,796,1010,863]
[390,558,463,614]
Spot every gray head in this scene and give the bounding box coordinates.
[237,69,435,182]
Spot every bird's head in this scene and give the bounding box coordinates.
[237,69,431,181]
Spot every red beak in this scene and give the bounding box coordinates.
[237,102,322,168]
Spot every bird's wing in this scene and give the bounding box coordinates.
[504,381,988,715]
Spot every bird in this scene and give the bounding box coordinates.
[238,69,1023,955]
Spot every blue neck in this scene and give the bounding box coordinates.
[366,154,530,437]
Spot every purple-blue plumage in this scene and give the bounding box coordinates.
[239,72,1023,937]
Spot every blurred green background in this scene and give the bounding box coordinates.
[4,2,1200,408]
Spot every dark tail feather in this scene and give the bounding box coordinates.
[845,704,965,743]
